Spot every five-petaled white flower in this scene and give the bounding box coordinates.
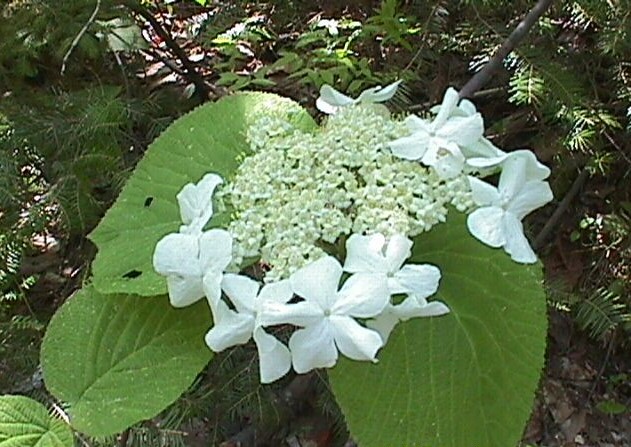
[316,80,402,115]
[388,87,484,178]
[260,256,390,373]
[204,274,293,383]
[343,233,441,297]
[467,152,553,263]
[153,229,232,307]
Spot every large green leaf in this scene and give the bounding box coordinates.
[0,395,73,447]
[330,212,547,447]
[40,287,212,437]
[89,93,316,297]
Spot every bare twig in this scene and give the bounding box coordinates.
[123,0,210,101]
[61,0,101,75]
[459,0,555,99]
[533,167,590,250]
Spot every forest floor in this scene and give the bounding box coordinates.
[2,2,630,446]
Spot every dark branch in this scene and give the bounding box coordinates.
[123,1,210,101]
[533,167,590,250]
[459,0,555,99]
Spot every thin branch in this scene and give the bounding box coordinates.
[533,167,590,250]
[459,0,555,99]
[61,0,101,75]
[123,0,210,101]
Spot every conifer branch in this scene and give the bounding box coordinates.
[459,0,555,99]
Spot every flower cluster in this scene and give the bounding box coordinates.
[153,81,554,383]
[154,175,446,382]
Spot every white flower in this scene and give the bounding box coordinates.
[260,256,389,373]
[388,87,484,178]
[367,295,450,343]
[467,153,553,263]
[204,274,293,383]
[316,80,402,115]
[467,149,550,180]
[343,233,441,297]
[316,18,339,36]
[153,229,232,307]
[177,173,223,234]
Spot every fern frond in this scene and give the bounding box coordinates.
[575,287,631,340]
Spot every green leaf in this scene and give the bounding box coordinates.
[40,287,212,437]
[89,92,316,297]
[0,395,73,447]
[330,212,547,447]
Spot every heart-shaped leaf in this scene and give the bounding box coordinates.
[40,287,212,437]
[89,93,316,297]
[0,395,73,447]
[330,212,547,447]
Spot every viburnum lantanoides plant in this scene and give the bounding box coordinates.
[40,85,551,446]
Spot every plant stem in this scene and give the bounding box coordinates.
[459,0,555,99]
[123,0,210,101]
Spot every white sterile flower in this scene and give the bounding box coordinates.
[467,148,551,180]
[343,233,441,297]
[316,80,402,115]
[204,274,293,383]
[153,229,233,307]
[467,153,553,263]
[176,173,223,234]
[368,295,450,343]
[260,256,389,373]
[388,87,484,178]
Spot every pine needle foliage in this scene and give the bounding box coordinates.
[575,287,630,341]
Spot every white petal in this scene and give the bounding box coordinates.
[468,176,500,206]
[177,173,223,230]
[202,268,224,308]
[330,315,383,361]
[198,229,233,273]
[394,295,450,320]
[390,264,441,298]
[356,80,402,103]
[498,154,528,200]
[404,115,432,133]
[257,279,294,305]
[366,307,399,343]
[437,114,484,147]
[462,138,505,160]
[467,206,507,248]
[467,154,507,169]
[384,234,413,273]
[502,213,537,263]
[333,272,390,318]
[433,87,460,127]
[290,256,342,309]
[458,99,477,116]
[204,300,254,352]
[343,233,388,274]
[508,180,554,220]
[316,85,355,114]
[388,133,429,161]
[166,274,204,307]
[221,273,259,314]
[432,145,466,179]
[153,233,200,277]
[289,321,338,373]
[509,149,551,181]
[259,300,323,328]
[253,327,291,383]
